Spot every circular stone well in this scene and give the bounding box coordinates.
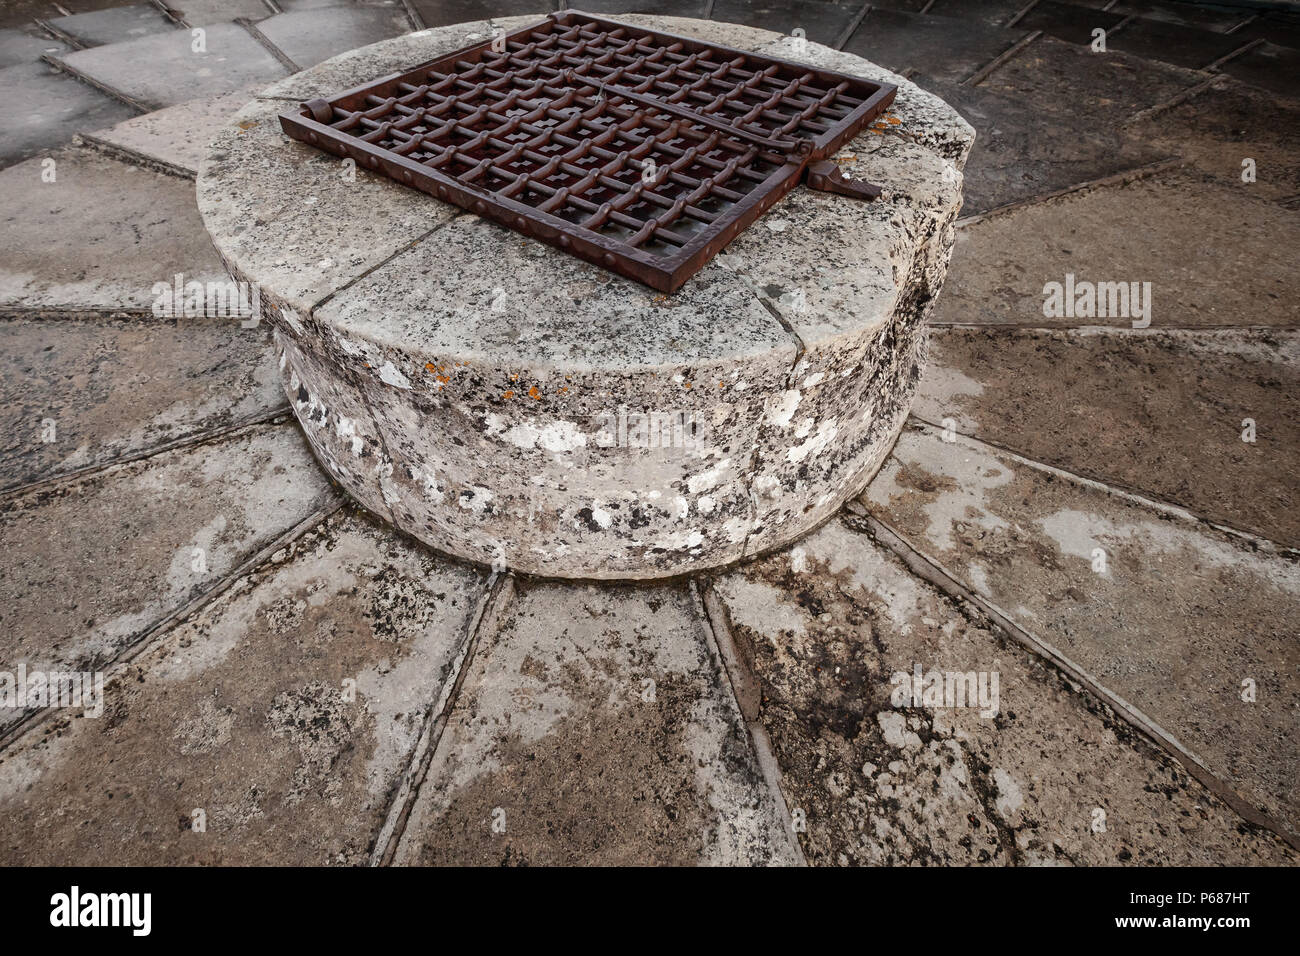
[198,14,973,580]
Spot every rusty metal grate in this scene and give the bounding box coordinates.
[280,10,896,292]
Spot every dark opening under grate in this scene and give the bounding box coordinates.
[280,10,896,292]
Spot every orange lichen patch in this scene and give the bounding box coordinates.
[886,115,901,125]
[558,386,569,395]
[503,390,515,399]
[436,374,450,384]
[717,381,726,388]
[528,385,541,400]
[237,119,257,131]
[510,373,519,381]
[425,362,437,373]
[683,382,692,389]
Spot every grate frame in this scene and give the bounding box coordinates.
[279,10,897,292]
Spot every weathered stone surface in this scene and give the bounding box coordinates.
[0,421,337,733]
[168,0,275,27]
[710,516,1297,864]
[1219,41,1300,100]
[0,509,488,865]
[52,22,289,110]
[0,147,228,310]
[862,424,1300,842]
[1131,78,1300,206]
[0,314,283,490]
[0,27,66,68]
[0,62,137,169]
[716,131,966,559]
[201,20,967,578]
[936,170,1300,328]
[197,96,455,316]
[1108,17,1253,70]
[842,8,1030,86]
[1017,0,1126,46]
[915,326,1300,546]
[394,579,798,865]
[87,87,261,174]
[42,4,177,47]
[256,6,413,70]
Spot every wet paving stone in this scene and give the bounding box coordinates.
[0,61,138,169]
[842,8,1031,85]
[935,170,1300,328]
[915,326,1300,547]
[0,314,283,491]
[1108,16,1255,71]
[255,5,413,70]
[1017,0,1127,46]
[862,424,1300,843]
[1218,41,1300,100]
[0,509,488,865]
[0,147,228,310]
[86,86,261,175]
[51,21,289,110]
[0,420,337,733]
[41,4,178,48]
[710,515,1296,864]
[410,0,555,29]
[394,579,799,865]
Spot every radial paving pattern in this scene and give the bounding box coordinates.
[0,0,1296,865]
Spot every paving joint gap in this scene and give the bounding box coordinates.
[0,405,294,501]
[966,30,1041,86]
[34,19,87,50]
[906,415,1300,557]
[0,494,348,755]
[40,53,155,113]
[846,507,1300,853]
[1004,0,1040,29]
[373,572,515,866]
[1126,73,1229,124]
[693,577,807,866]
[1204,36,1266,72]
[78,132,194,179]
[833,3,871,52]
[237,16,301,74]
[956,157,1184,227]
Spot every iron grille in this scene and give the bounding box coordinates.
[280,10,896,292]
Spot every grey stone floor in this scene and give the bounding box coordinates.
[0,0,1296,865]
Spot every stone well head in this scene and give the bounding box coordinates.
[198,13,973,580]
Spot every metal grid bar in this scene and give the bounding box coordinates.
[280,10,896,292]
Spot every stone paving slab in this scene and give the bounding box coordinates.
[709,517,1296,864]
[934,170,1300,328]
[1130,78,1300,205]
[87,86,261,174]
[842,8,1030,86]
[52,21,290,110]
[0,315,283,491]
[0,62,139,169]
[1108,16,1252,71]
[1114,0,1250,33]
[1233,10,1300,51]
[0,147,228,310]
[1219,41,1300,101]
[925,0,1025,30]
[256,6,413,70]
[861,424,1300,843]
[251,16,492,99]
[914,327,1300,547]
[0,509,488,865]
[409,0,549,30]
[170,0,276,27]
[710,0,861,46]
[42,4,178,47]
[978,34,1200,125]
[0,27,67,68]
[0,420,338,734]
[1017,0,1127,46]
[914,77,1161,215]
[394,579,798,865]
